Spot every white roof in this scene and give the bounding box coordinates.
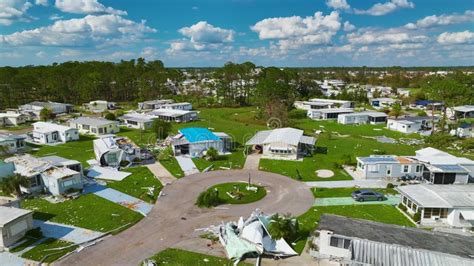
[246,128,315,146]
[308,98,352,104]
[309,108,354,114]
[372,97,397,102]
[69,117,117,127]
[43,167,78,180]
[149,109,196,117]
[0,206,32,226]
[413,147,474,166]
[454,105,474,113]
[33,122,74,133]
[119,113,155,123]
[0,113,25,118]
[396,184,474,208]
[340,111,388,118]
[5,154,53,176]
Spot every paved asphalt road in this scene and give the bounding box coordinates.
[56,170,314,266]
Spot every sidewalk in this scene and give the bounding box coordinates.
[33,220,105,244]
[176,156,199,176]
[147,162,176,185]
[243,154,261,170]
[314,195,400,206]
[305,179,390,188]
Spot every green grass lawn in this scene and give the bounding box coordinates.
[21,238,76,263]
[205,182,266,205]
[117,127,156,147]
[22,194,143,233]
[292,205,414,253]
[192,151,246,171]
[29,135,96,166]
[106,166,163,203]
[159,158,184,178]
[144,248,252,266]
[312,187,398,198]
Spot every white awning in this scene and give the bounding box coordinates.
[460,210,474,220]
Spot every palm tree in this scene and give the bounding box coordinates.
[1,174,30,197]
[267,213,299,241]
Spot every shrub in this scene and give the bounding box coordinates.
[119,160,130,167]
[399,182,407,186]
[205,147,219,161]
[104,112,116,121]
[413,211,421,222]
[417,110,427,117]
[386,183,395,189]
[398,203,407,212]
[196,189,222,208]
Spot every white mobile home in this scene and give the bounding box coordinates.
[386,116,435,134]
[149,109,198,123]
[119,113,156,130]
[412,147,473,184]
[159,102,192,110]
[246,127,315,161]
[294,98,354,110]
[5,155,83,196]
[32,122,79,144]
[0,207,33,249]
[307,108,354,120]
[453,105,474,119]
[84,100,116,112]
[397,184,474,228]
[370,98,400,109]
[356,155,423,179]
[337,111,388,125]
[138,99,174,110]
[0,112,28,127]
[169,128,231,158]
[68,117,120,136]
[0,134,26,155]
[313,214,474,265]
[19,101,73,120]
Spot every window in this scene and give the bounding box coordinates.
[330,236,351,249]
[83,124,90,130]
[91,128,97,133]
[403,165,409,173]
[423,208,448,219]
[30,175,42,187]
[416,165,422,172]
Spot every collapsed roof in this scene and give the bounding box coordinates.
[206,209,297,263]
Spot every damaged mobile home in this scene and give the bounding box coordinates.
[93,135,141,168]
[206,209,297,264]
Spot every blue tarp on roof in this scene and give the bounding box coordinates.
[415,100,443,106]
[179,127,220,143]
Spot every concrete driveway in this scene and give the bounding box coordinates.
[56,170,314,266]
[314,195,400,206]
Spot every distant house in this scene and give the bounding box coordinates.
[246,127,315,161]
[137,99,174,110]
[356,155,423,179]
[84,100,116,113]
[450,123,473,138]
[5,154,83,196]
[118,113,156,130]
[0,134,26,154]
[294,98,354,110]
[412,147,473,184]
[169,127,231,157]
[93,136,141,167]
[386,116,435,134]
[32,122,79,144]
[68,117,120,136]
[370,97,400,109]
[0,111,28,127]
[453,105,474,119]
[313,214,474,265]
[19,101,73,120]
[337,111,388,125]
[397,184,474,228]
[307,108,354,120]
[0,206,33,249]
[148,109,198,123]
[159,102,192,110]
[414,100,444,111]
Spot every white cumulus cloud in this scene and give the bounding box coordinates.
[326,0,350,10]
[168,21,235,53]
[405,10,474,29]
[35,0,48,6]
[54,0,127,15]
[437,31,474,44]
[0,14,156,47]
[250,11,341,49]
[0,0,33,25]
[354,0,414,16]
[343,21,356,32]
[347,29,428,45]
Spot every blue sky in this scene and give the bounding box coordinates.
[1,0,473,67]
